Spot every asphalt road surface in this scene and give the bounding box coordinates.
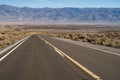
[0,35,120,80]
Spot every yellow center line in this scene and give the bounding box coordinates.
[39,36,102,80]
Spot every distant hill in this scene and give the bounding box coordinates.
[0,4,120,23]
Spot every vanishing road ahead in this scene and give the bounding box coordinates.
[0,35,120,80]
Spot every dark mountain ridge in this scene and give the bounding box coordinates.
[0,4,120,23]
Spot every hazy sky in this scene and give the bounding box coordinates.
[0,0,120,8]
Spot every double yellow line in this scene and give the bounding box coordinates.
[39,36,102,80]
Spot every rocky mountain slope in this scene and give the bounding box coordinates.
[0,4,120,22]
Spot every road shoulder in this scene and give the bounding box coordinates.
[53,37,120,56]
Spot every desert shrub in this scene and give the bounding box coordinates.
[50,31,120,48]
[0,30,29,49]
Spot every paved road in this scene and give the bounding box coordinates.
[40,35,120,80]
[0,35,93,80]
[0,35,120,80]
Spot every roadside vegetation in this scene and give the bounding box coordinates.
[49,31,120,48]
[0,24,120,49]
[0,29,29,49]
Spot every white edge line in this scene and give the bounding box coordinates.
[39,36,102,80]
[0,36,29,62]
[83,46,120,56]
[0,37,26,55]
[75,43,120,56]
[54,38,120,57]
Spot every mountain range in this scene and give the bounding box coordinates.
[0,4,120,23]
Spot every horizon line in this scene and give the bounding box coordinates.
[0,4,120,9]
